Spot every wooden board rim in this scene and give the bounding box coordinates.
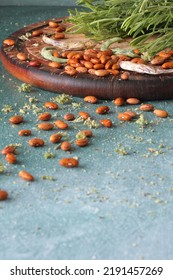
[1,17,173,100]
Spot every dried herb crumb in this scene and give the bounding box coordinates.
[0,161,5,173]
[135,114,148,131]
[41,175,56,181]
[114,144,128,155]
[84,117,100,129]
[53,93,72,104]
[1,105,13,113]
[43,151,56,159]
[18,83,32,93]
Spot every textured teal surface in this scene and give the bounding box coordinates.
[0,6,173,260]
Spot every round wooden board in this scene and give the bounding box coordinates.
[1,17,173,100]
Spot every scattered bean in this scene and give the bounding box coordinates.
[18,129,31,136]
[18,170,34,181]
[139,104,154,111]
[113,97,124,106]
[64,113,75,121]
[54,120,68,130]
[96,105,110,114]
[60,141,71,151]
[80,130,93,137]
[38,112,52,121]
[59,157,79,168]
[75,137,89,147]
[9,115,24,124]
[1,145,15,155]
[5,153,17,164]
[28,138,45,147]
[44,102,58,110]
[153,109,169,118]
[100,119,112,128]
[37,122,54,131]
[117,112,132,121]
[0,190,8,201]
[49,133,62,143]
[126,98,141,105]
[78,111,90,120]
[84,95,98,104]
[124,111,137,118]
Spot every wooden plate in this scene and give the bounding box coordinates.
[1,17,173,100]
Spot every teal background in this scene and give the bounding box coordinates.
[0,0,76,5]
[0,5,173,260]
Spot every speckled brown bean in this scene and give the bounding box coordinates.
[17,52,28,61]
[37,122,54,131]
[108,69,119,76]
[5,153,17,164]
[0,189,8,201]
[162,61,173,69]
[151,56,166,65]
[28,138,45,147]
[158,51,171,59]
[95,69,109,77]
[121,71,130,80]
[48,21,59,28]
[18,170,34,181]
[100,119,112,128]
[76,66,88,73]
[84,95,98,104]
[65,66,77,75]
[126,98,140,105]
[75,137,89,147]
[96,105,110,114]
[56,26,65,32]
[54,120,68,130]
[18,129,31,136]
[3,38,15,46]
[63,113,75,121]
[78,111,90,120]
[124,111,137,118]
[48,61,62,68]
[153,109,169,118]
[32,29,43,36]
[9,115,24,124]
[117,112,132,121]
[28,60,41,67]
[1,145,15,155]
[80,130,93,137]
[38,112,52,121]
[84,61,94,69]
[114,97,125,106]
[59,157,78,168]
[93,63,105,70]
[44,102,58,110]
[54,33,65,39]
[60,141,71,151]
[49,133,62,143]
[139,104,154,111]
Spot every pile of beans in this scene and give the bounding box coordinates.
[4,20,173,79]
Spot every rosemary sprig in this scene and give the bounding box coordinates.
[67,0,173,57]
